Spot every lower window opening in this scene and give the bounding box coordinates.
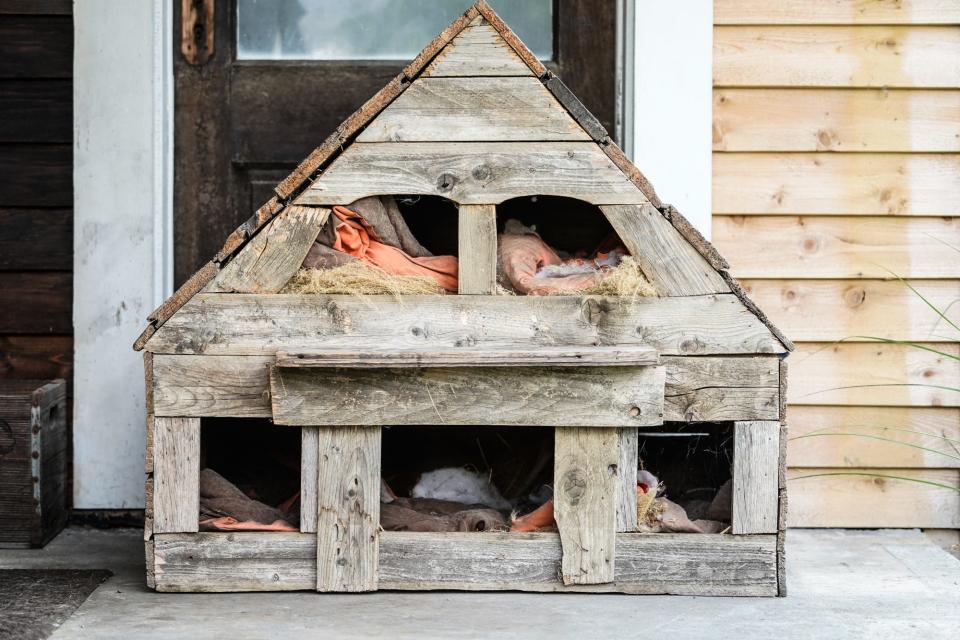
[635,422,733,534]
[198,418,301,532]
[381,425,554,533]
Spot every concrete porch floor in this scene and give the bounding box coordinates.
[1,527,958,639]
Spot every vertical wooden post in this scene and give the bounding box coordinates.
[316,425,381,592]
[458,204,497,294]
[733,421,780,534]
[152,417,200,533]
[300,426,319,533]
[615,427,638,532]
[554,427,617,585]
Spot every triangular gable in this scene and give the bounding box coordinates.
[134,0,793,353]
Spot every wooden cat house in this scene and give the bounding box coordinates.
[134,1,792,596]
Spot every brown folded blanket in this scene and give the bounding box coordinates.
[381,497,508,532]
[198,468,297,531]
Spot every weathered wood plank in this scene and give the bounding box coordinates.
[153,532,317,592]
[788,342,960,407]
[275,345,660,368]
[474,1,547,77]
[714,26,960,88]
[153,355,272,418]
[665,356,781,422]
[733,421,780,534]
[294,142,647,206]
[271,365,666,427]
[713,89,960,153]
[787,406,960,469]
[207,206,329,293]
[153,354,777,424]
[713,153,960,215]
[152,531,777,594]
[601,204,730,296]
[616,428,639,533]
[315,426,380,592]
[715,0,960,24]
[378,532,777,595]
[423,21,533,77]
[554,427,617,585]
[787,468,960,528]
[152,417,200,533]
[147,294,787,356]
[740,279,960,342]
[458,204,497,294]
[358,78,583,142]
[543,74,608,142]
[300,427,318,532]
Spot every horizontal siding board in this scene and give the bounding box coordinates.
[787,342,960,407]
[0,14,72,78]
[715,0,960,25]
[714,26,960,88]
[0,208,72,270]
[714,216,960,278]
[713,153,960,215]
[0,272,71,333]
[0,335,72,380]
[0,144,72,207]
[788,406,960,468]
[787,468,960,527]
[740,279,960,342]
[713,89,960,152]
[0,80,72,142]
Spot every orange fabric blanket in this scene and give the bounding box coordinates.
[331,206,459,292]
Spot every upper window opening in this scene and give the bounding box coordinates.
[495,196,655,297]
[236,0,554,61]
[283,194,459,295]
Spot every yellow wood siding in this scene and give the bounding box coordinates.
[714,0,960,528]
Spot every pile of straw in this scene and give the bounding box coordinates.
[281,263,444,296]
[579,256,656,297]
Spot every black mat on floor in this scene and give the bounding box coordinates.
[0,569,111,640]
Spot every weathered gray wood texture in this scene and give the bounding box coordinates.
[601,204,730,296]
[554,427,618,585]
[458,204,497,294]
[315,426,381,592]
[153,355,272,418]
[152,417,200,533]
[152,532,777,595]
[153,354,778,423]
[358,77,588,142]
[153,532,317,592]
[665,356,780,422]
[271,365,666,427]
[422,21,533,77]
[147,294,787,357]
[275,345,659,368]
[733,421,781,535]
[206,206,328,294]
[293,142,648,206]
[616,428,638,532]
[300,426,318,533]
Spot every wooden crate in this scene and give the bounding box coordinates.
[0,379,68,548]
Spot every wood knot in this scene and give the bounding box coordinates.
[471,164,492,181]
[843,286,866,308]
[560,469,588,506]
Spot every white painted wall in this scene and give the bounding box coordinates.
[631,1,713,237]
[73,1,172,508]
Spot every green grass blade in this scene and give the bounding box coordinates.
[788,472,959,492]
[850,336,959,361]
[789,432,960,460]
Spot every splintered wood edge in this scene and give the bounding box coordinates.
[475,1,547,77]
[542,74,608,141]
[213,196,284,264]
[719,270,795,353]
[599,140,663,208]
[134,262,218,351]
[275,7,479,201]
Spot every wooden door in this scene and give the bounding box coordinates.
[173,0,618,285]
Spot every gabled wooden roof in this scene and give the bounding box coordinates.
[133,0,792,353]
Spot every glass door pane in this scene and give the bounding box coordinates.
[237,0,553,60]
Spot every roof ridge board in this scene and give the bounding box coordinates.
[659,204,729,272]
[718,269,795,353]
[274,5,480,202]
